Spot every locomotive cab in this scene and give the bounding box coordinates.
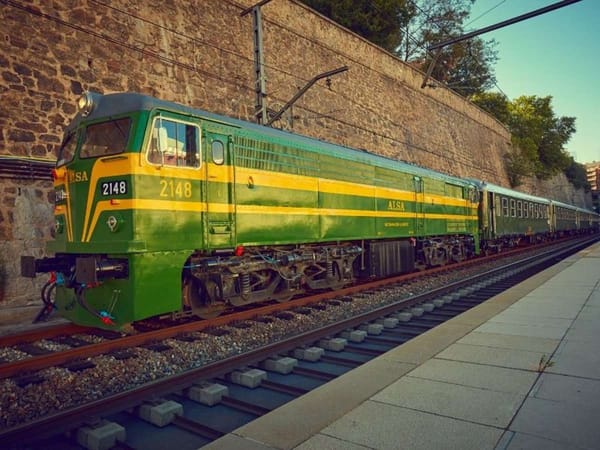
[22,93,202,328]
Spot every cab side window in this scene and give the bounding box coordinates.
[148,117,200,168]
[211,140,225,165]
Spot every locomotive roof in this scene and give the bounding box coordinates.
[68,92,476,188]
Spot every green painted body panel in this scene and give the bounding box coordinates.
[55,251,187,326]
[491,192,550,237]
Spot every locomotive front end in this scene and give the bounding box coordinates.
[21,92,187,329]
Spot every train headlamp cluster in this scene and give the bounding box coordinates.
[77,92,95,117]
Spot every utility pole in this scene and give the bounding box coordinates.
[241,0,273,125]
[241,1,348,128]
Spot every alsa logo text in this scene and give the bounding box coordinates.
[67,170,89,182]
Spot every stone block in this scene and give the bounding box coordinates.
[376,317,399,328]
[293,346,324,361]
[262,356,298,374]
[441,295,454,304]
[340,329,367,342]
[138,400,183,427]
[188,382,229,406]
[395,311,413,322]
[358,323,383,335]
[77,420,126,450]
[410,307,424,317]
[319,337,347,351]
[230,368,267,388]
[421,302,435,312]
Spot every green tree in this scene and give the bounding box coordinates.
[301,0,415,52]
[399,0,497,96]
[301,0,497,96]
[509,96,574,179]
[470,92,510,123]
[472,94,576,186]
[564,157,591,191]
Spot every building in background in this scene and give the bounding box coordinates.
[585,161,600,212]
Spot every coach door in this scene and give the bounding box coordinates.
[204,128,235,248]
[413,176,425,236]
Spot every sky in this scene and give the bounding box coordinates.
[467,0,600,164]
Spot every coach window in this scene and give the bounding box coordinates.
[517,201,523,218]
[529,203,534,218]
[510,199,516,217]
[501,197,509,217]
[211,140,225,165]
[148,117,200,168]
[524,202,529,218]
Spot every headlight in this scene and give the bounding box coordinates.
[77,91,94,117]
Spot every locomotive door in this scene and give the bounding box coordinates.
[413,176,425,236]
[204,129,235,248]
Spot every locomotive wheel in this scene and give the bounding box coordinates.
[183,276,226,319]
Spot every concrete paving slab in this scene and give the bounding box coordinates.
[437,342,547,372]
[563,318,600,341]
[295,433,372,450]
[510,395,600,449]
[516,286,593,304]
[320,400,502,450]
[408,358,538,395]
[586,290,600,306]
[530,372,600,406]
[503,304,586,321]
[487,310,574,329]
[443,301,511,327]
[234,359,415,450]
[371,376,523,427]
[473,321,568,340]
[556,265,600,287]
[495,430,574,450]
[457,332,559,354]
[202,433,274,450]
[381,322,479,366]
[545,339,600,379]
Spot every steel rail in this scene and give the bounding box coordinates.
[0,236,589,380]
[1,236,596,444]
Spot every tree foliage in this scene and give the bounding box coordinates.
[300,0,415,52]
[400,0,497,96]
[472,93,577,187]
[564,157,591,191]
[301,0,497,96]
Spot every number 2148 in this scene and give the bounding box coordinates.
[160,180,192,198]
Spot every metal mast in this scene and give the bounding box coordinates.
[241,0,273,125]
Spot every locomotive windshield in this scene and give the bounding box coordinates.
[80,117,132,159]
[56,132,77,167]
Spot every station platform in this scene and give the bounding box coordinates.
[205,241,600,450]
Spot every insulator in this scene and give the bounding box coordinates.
[327,260,334,277]
[241,273,251,295]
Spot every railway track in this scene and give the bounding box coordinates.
[0,237,575,380]
[0,236,597,448]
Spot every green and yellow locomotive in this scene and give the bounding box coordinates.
[22,92,481,328]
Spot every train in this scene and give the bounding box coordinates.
[20,92,600,329]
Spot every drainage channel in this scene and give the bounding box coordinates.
[4,238,595,450]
